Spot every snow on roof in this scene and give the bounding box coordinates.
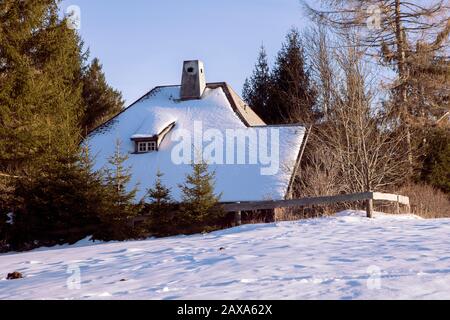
[131,112,176,140]
[86,85,306,202]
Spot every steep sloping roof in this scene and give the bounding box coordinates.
[86,85,306,202]
[208,83,266,126]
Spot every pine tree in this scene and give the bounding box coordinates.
[146,170,174,235]
[242,46,272,122]
[81,58,124,135]
[269,28,317,124]
[94,140,141,241]
[178,161,223,233]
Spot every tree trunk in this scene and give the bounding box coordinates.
[395,0,414,174]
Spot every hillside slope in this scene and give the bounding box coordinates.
[1,211,450,300]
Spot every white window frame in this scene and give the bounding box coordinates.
[137,141,157,153]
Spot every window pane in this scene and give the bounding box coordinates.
[138,142,147,152]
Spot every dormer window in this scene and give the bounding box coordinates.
[138,141,157,153]
[131,121,176,154]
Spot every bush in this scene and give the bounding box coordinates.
[399,183,450,218]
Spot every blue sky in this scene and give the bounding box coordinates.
[61,0,309,104]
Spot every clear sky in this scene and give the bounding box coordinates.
[61,0,309,104]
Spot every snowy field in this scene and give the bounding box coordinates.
[1,211,450,300]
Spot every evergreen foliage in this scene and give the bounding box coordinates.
[243,29,317,125]
[81,58,124,135]
[420,128,450,194]
[10,148,107,250]
[269,28,317,124]
[93,140,142,241]
[242,46,272,123]
[145,170,175,236]
[178,160,224,233]
[0,0,84,176]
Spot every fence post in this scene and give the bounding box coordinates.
[235,211,242,226]
[366,197,374,218]
[396,195,400,214]
[234,202,242,226]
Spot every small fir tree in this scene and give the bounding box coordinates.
[146,170,174,236]
[94,140,142,241]
[178,160,223,233]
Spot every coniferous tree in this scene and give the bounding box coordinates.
[0,0,84,176]
[269,28,317,124]
[81,58,124,134]
[0,1,130,249]
[420,127,450,194]
[242,46,272,122]
[10,147,109,250]
[178,161,223,233]
[94,140,141,241]
[146,170,174,235]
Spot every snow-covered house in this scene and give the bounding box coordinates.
[85,61,308,203]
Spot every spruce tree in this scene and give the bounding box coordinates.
[0,0,84,176]
[81,58,124,135]
[11,147,109,250]
[178,160,223,233]
[269,28,317,124]
[146,170,174,236]
[94,140,141,241]
[242,46,272,122]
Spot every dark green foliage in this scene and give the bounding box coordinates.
[145,170,176,236]
[0,0,84,176]
[242,46,272,123]
[0,209,11,252]
[10,149,108,250]
[93,140,142,241]
[420,128,450,194]
[269,28,317,124]
[81,58,124,135]
[177,161,224,233]
[243,29,317,125]
[0,1,136,250]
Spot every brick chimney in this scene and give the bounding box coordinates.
[180,60,206,100]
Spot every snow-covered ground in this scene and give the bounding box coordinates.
[1,211,450,300]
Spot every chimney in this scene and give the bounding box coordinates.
[180,60,206,100]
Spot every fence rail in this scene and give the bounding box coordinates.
[222,192,410,223]
[131,192,410,227]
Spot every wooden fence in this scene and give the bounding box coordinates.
[222,192,410,225]
[132,192,410,227]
